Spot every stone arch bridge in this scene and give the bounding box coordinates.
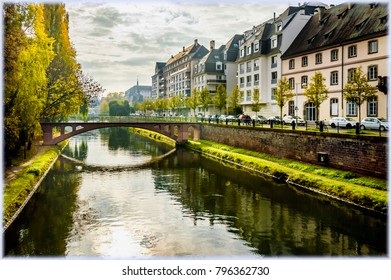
[40,122,201,145]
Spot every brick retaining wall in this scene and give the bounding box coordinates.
[200,125,387,178]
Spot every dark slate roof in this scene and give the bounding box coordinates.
[224,34,243,62]
[282,2,388,59]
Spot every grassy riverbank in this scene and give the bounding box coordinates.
[3,143,66,228]
[184,140,388,214]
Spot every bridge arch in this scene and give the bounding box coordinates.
[40,122,201,145]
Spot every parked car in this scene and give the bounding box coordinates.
[282,115,306,126]
[329,117,357,129]
[251,115,268,124]
[360,117,388,131]
[267,116,281,124]
[219,115,227,122]
[210,114,220,122]
[226,115,237,122]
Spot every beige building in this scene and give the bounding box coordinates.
[161,39,208,98]
[236,3,327,117]
[281,3,388,121]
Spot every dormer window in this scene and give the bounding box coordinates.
[276,22,282,32]
[308,35,316,44]
[324,29,334,39]
[271,35,277,48]
[337,9,347,19]
[355,18,368,30]
[320,15,330,25]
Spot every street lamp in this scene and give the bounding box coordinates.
[295,83,300,119]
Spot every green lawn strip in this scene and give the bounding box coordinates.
[186,140,387,214]
[3,145,64,225]
[198,140,387,191]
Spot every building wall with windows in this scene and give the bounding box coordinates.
[151,62,165,99]
[161,39,208,98]
[236,3,324,117]
[281,3,388,121]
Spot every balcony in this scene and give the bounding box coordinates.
[207,79,227,85]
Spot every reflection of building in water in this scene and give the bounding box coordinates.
[125,79,152,106]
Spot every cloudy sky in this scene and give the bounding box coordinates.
[66,0,342,94]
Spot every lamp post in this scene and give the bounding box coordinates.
[295,83,300,119]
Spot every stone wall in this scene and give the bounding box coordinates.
[200,125,387,178]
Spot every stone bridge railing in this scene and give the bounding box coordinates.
[40,121,200,145]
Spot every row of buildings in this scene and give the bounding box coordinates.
[151,2,388,121]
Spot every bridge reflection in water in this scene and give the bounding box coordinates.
[40,118,200,145]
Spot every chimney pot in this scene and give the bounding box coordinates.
[210,40,215,50]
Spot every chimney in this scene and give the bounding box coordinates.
[316,6,326,21]
[183,46,185,52]
[273,12,276,21]
[210,40,215,50]
[194,39,198,45]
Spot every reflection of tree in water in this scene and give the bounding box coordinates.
[108,127,131,150]
[62,139,88,161]
[4,158,80,256]
[152,150,387,256]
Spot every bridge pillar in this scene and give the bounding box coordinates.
[41,124,53,144]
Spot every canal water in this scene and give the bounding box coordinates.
[4,128,387,257]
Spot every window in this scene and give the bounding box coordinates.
[246,90,252,101]
[254,42,259,52]
[368,40,378,54]
[239,63,245,74]
[216,62,222,70]
[271,72,278,84]
[271,36,277,48]
[254,74,259,85]
[330,98,338,116]
[348,68,356,82]
[288,101,295,116]
[247,46,252,55]
[271,56,277,68]
[246,61,251,72]
[331,49,338,61]
[301,76,308,88]
[271,88,276,100]
[246,75,252,86]
[367,97,378,116]
[289,78,295,90]
[368,65,377,81]
[302,56,308,67]
[347,101,357,116]
[315,53,322,64]
[276,22,282,32]
[254,59,259,71]
[348,45,357,58]
[330,71,338,85]
[240,77,244,88]
[240,48,245,57]
[289,59,295,69]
